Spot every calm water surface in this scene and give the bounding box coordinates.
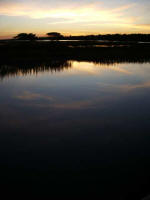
[0,61,150,198]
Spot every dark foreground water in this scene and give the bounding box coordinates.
[0,61,150,199]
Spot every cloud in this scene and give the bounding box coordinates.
[134,24,150,30]
[0,0,136,24]
[0,0,150,35]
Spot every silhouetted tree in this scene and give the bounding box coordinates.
[46,32,63,39]
[14,33,38,40]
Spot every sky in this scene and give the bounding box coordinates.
[0,0,150,38]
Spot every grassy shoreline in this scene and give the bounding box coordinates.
[0,41,150,67]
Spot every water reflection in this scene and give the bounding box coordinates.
[0,60,72,78]
[1,59,150,199]
[0,57,150,78]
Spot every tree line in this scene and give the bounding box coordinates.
[14,32,150,42]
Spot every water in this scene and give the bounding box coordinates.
[0,60,150,198]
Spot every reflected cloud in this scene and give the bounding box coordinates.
[15,91,53,101]
[120,81,150,91]
[53,100,92,110]
[71,62,132,75]
[96,81,150,93]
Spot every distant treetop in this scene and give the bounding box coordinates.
[14,33,38,40]
[46,32,63,38]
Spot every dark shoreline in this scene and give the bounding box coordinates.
[1,33,150,42]
[1,41,150,60]
[0,40,150,78]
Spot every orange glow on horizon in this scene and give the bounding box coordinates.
[0,0,150,39]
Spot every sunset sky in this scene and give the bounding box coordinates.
[0,0,150,38]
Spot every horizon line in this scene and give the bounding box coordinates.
[0,32,150,40]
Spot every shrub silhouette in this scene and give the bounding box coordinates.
[46,32,63,39]
[14,33,38,40]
